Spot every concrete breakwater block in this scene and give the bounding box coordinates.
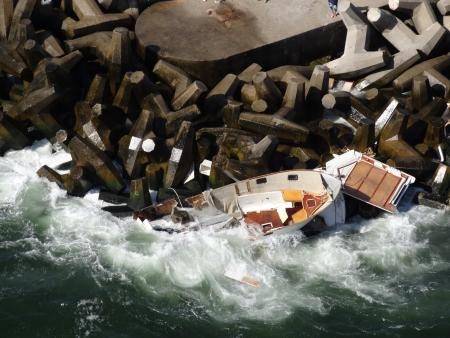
[136,0,349,85]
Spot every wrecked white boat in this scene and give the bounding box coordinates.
[142,170,346,236]
[138,150,416,237]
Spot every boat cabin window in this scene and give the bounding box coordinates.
[288,175,298,181]
[256,178,267,184]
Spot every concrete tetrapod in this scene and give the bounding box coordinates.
[8,86,60,120]
[7,0,35,42]
[22,39,48,70]
[355,49,421,90]
[377,108,431,178]
[347,107,375,152]
[0,43,31,80]
[389,0,424,11]
[68,135,125,193]
[0,113,29,152]
[204,73,240,114]
[108,27,131,95]
[81,118,117,153]
[437,0,450,15]
[222,100,243,129]
[35,30,65,58]
[282,78,305,114]
[423,68,450,98]
[164,121,195,188]
[411,75,431,111]
[404,97,447,146]
[119,109,153,178]
[62,0,132,38]
[444,16,450,31]
[112,72,138,116]
[252,72,282,109]
[65,31,113,63]
[306,65,330,108]
[367,7,446,56]
[412,1,439,35]
[85,74,107,105]
[128,177,152,211]
[393,53,450,91]
[241,84,259,108]
[326,0,387,79]
[238,112,309,143]
[172,80,208,111]
[321,91,351,110]
[153,60,192,99]
[238,63,262,83]
[165,104,201,136]
[97,0,140,19]
[0,0,14,40]
[8,17,34,44]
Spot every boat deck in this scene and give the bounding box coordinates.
[325,150,416,213]
[343,159,402,212]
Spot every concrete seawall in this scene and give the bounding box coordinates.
[136,0,387,84]
[136,0,352,85]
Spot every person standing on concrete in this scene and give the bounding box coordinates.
[328,0,338,18]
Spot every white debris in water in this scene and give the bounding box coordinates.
[224,264,261,288]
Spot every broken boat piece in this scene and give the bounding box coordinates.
[224,269,261,288]
[325,150,415,213]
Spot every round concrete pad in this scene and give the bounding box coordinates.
[136,0,333,62]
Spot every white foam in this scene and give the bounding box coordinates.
[0,140,447,323]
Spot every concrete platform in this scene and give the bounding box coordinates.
[135,0,387,85]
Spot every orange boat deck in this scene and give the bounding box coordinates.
[243,190,329,234]
[343,160,401,212]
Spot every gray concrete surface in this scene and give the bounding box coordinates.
[135,0,389,84]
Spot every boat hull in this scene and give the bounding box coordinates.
[193,170,346,236]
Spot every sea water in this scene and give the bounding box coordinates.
[0,141,449,337]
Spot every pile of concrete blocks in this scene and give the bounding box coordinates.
[0,0,449,219]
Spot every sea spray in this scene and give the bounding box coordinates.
[0,141,449,336]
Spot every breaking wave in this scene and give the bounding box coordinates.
[0,141,449,335]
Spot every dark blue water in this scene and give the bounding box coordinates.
[1,142,449,337]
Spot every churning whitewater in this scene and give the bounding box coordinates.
[0,141,449,337]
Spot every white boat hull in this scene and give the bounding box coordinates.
[194,170,346,236]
